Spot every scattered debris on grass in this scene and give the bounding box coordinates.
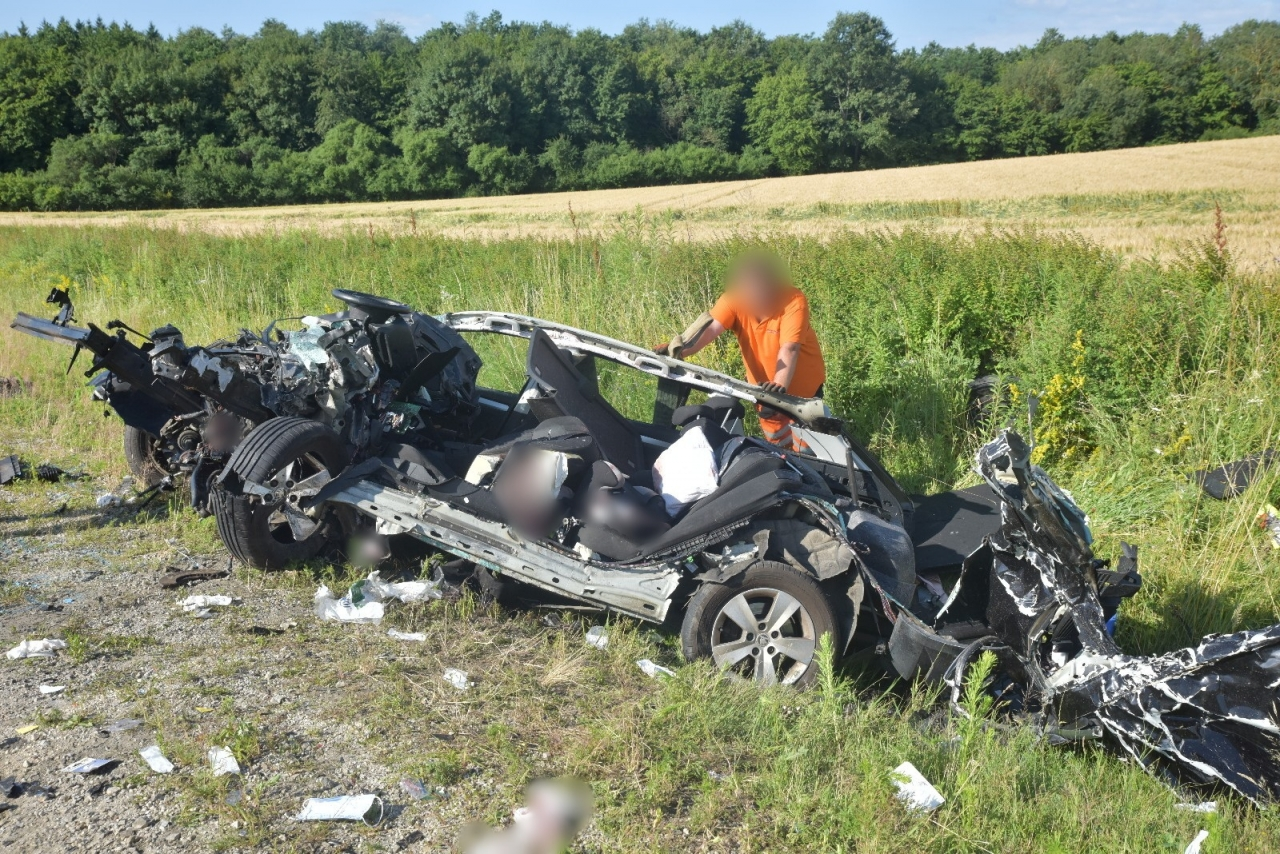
[1196,451,1278,499]
[585,625,608,649]
[387,628,426,642]
[315,569,443,624]
[0,376,31,397]
[37,684,65,695]
[159,560,232,589]
[294,794,384,826]
[139,745,174,774]
[636,659,674,679]
[400,778,446,801]
[890,762,945,814]
[0,455,22,485]
[1256,505,1280,549]
[1185,829,1210,854]
[443,668,473,691]
[314,584,385,623]
[208,746,241,777]
[101,719,143,735]
[6,638,67,660]
[95,493,120,508]
[180,594,239,617]
[62,758,119,775]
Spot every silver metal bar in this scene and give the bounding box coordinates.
[325,479,683,621]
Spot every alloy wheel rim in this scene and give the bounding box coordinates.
[710,587,817,685]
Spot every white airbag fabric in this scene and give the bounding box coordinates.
[652,425,719,516]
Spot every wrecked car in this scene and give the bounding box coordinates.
[213,307,1280,802]
[11,288,480,510]
[16,288,1279,802]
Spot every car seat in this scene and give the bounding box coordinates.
[523,328,649,478]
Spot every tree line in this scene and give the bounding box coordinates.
[1,12,1277,211]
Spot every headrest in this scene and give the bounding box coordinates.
[671,395,746,429]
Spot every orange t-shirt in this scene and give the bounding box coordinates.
[709,286,826,397]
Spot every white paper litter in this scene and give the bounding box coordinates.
[180,594,238,612]
[443,668,472,690]
[1185,829,1209,854]
[294,794,384,826]
[890,761,945,813]
[209,746,241,777]
[38,684,66,695]
[1176,801,1218,814]
[636,659,675,679]
[139,745,174,774]
[387,629,427,642]
[95,493,120,508]
[6,638,67,660]
[63,757,115,774]
[585,626,609,650]
[652,425,719,516]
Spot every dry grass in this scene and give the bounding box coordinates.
[2,136,1279,267]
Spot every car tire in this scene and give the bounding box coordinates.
[212,418,350,569]
[681,561,839,688]
[123,425,169,487]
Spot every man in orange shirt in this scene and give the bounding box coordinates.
[658,253,826,452]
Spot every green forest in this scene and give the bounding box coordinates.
[1,12,1277,211]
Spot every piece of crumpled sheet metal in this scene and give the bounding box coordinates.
[966,431,1280,803]
[1053,625,1280,802]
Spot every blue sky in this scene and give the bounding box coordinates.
[4,1,1277,49]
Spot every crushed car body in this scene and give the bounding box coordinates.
[11,288,480,510]
[13,290,1280,802]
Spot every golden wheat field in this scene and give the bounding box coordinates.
[3,135,1278,267]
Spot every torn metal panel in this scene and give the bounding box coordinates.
[928,429,1280,803]
[0,455,22,485]
[1054,625,1280,801]
[1194,451,1278,500]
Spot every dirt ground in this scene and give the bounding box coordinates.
[0,456,639,854]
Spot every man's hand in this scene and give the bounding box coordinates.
[653,342,681,357]
[758,381,787,394]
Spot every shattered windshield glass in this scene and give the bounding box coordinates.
[287,323,330,369]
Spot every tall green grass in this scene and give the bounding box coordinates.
[1,222,1278,657]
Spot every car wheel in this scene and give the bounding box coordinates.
[212,418,350,569]
[123,425,170,487]
[681,561,838,687]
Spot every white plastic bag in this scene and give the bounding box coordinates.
[652,425,719,516]
[6,638,67,660]
[313,584,385,623]
[363,570,443,604]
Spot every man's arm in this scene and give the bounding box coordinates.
[760,342,800,393]
[677,318,726,357]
